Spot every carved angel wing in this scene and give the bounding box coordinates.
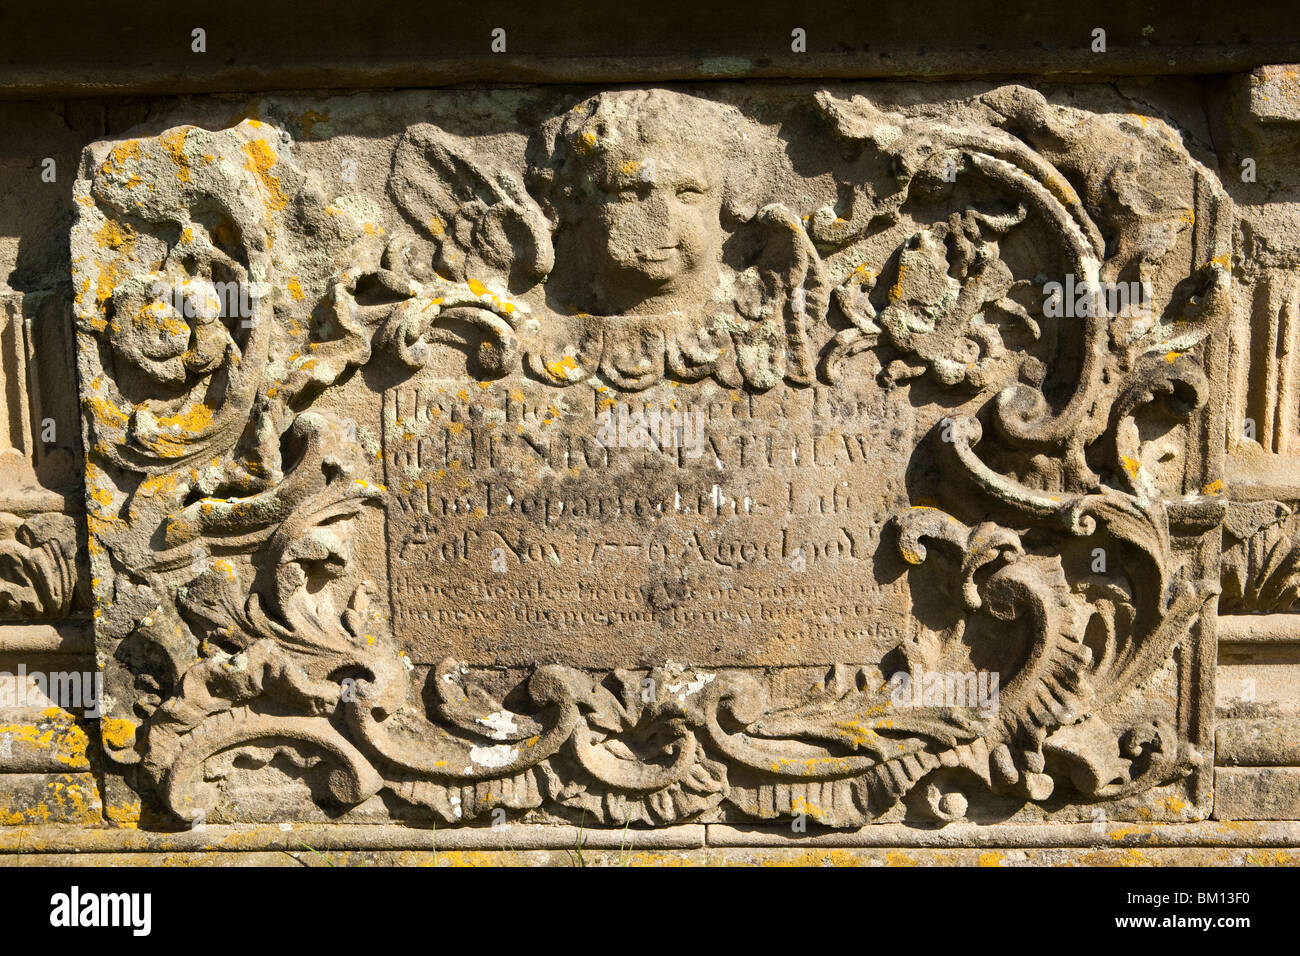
[388,124,554,291]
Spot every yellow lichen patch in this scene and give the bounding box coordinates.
[94,259,129,306]
[129,297,188,340]
[99,718,137,750]
[833,718,882,749]
[768,755,853,776]
[1121,455,1141,477]
[462,277,517,316]
[152,402,215,443]
[86,392,129,429]
[0,774,100,826]
[136,472,182,499]
[106,799,142,828]
[99,139,142,177]
[1106,848,1150,866]
[885,850,919,867]
[0,713,90,769]
[1162,794,1190,814]
[93,219,135,252]
[86,481,119,516]
[158,127,193,184]
[889,263,910,301]
[287,276,305,301]
[1202,479,1223,495]
[790,796,824,820]
[49,775,101,823]
[241,138,289,212]
[978,851,1005,867]
[428,217,446,235]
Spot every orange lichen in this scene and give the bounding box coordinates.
[242,138,289,211]
[99,718,137,750]
[158,128,193,184]
[99,139,142,177]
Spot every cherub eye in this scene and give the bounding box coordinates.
[615,183,649,201]
[676,184,706,204]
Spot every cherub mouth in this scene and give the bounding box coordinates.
[639,244,680,262]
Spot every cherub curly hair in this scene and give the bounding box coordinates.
[526,88,759,229]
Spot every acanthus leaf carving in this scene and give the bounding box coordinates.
[0,512,83,620]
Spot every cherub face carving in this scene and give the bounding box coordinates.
[583,150,722,306]
[530,90,749,317]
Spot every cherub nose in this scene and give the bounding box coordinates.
[643,186,672,219]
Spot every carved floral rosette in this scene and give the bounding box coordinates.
[72,87,1231,828]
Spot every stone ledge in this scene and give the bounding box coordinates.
[706,821,1300,848]
[0,623,93,655]
[0,823,705,852]
[1217,614,1300,644]
[1,821,1297,854]
[6,4,1300,96]
[6,46,1300,100]
[1217,718,1300,765]
[7,847,1300,866]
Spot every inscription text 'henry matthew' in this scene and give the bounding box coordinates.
[384,380,914,667]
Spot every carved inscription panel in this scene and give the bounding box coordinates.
[384,378,914,667]
[71,84,1231,827]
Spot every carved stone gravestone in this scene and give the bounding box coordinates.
[70,84,1230,830]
